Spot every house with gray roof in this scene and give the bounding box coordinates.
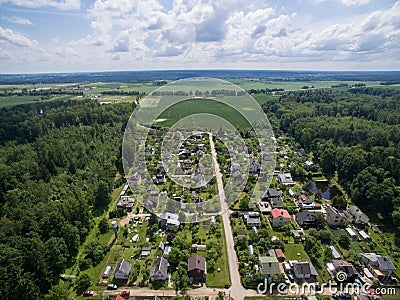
[362,253,396,281]
[277,173,295,185]
[295,210,316,227]
[346,205,369,225]
[292,262,318,280]
[262,188,283,207]
[114,259,132,281]
[325,205,345,227]
[150,257,169,281]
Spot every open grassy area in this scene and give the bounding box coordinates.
[228,78,382,91]
[0,94,76,108]
[155,98,252,130]
[206,221,231,288]
[284,244,310,262]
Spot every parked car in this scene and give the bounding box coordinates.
[192,283,202,288]
[107,284,117,290]
[120,290,130,297]
[82,290,94,297]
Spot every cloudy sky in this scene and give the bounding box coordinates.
[0,0,399,73]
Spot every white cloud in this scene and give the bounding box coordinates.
[1,0,399,72]
[338,0,370,6]
[4,0,80,10]
[3,16,34,25]
[0,26,38,47]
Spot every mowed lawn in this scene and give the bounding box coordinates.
[284,244,310,262]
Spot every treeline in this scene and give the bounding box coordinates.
[247,88,284,94]
[101,90,143,96]
[0,99,133,299]
[262,88,400,234]
[0,89,84,97]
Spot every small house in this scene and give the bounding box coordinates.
[362,253,396,281]
[295,210,316,227]
[346,205,370,225]
[188,255,206,282]
[114,259,132,281]
[258,256,281,275]
[271,208,291,227]
[325,205,345,227]
[277,173,295,185]
[332,260,359,281]
[248,159,261,174]
[244,211,261,227]
[150,257,169,281]
[292,262,318,280]
[261,188,283,208]
[159,212,180,230]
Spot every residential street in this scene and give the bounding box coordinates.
[209,134,259,300]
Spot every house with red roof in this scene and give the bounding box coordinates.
[271,208,291,227]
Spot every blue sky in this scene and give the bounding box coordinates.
[0,0,399,73]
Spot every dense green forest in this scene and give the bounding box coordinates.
[262,88,400,236]
[0,99,133,299]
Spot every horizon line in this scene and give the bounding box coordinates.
[1,68,400,76]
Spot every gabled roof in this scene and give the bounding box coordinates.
[332,260,358,277]
[295,210,315,223]
[362,253,396,270]
[150,257,169,277]
[266,188,282,198]
[271,208,290,219]
[188,255,206,272]
[377,256,396,271]
[114,259,132,279]
[293,262,318,276]
[325,205,341,216]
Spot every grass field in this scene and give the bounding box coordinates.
[0,94,79,108]
[155,98,253,130]
[284,244,310,262]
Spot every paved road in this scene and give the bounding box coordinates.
[209,134,258,300]
[103,286,224,299]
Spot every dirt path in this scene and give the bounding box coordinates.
[209,134,255,300]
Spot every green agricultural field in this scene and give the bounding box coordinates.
[81,82,161,95]
[0,94,77,108]
[154,98,253,130]
[229,78,382,91]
